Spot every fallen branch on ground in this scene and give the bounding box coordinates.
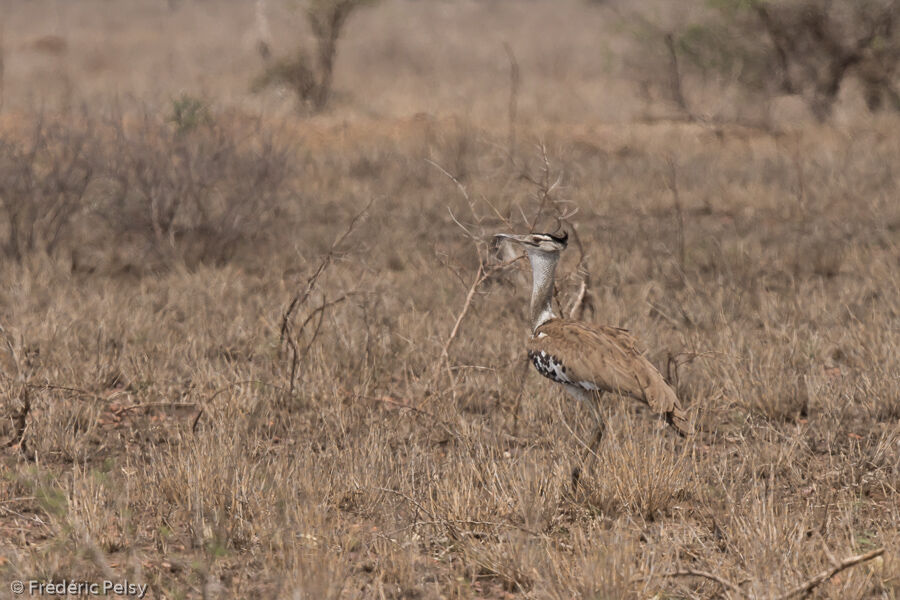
[777,547,885,600]
[632,547,886,599]
[633,568,743,596]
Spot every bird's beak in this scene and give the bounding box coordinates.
[493,233,531,245]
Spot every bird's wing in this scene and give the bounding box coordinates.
[527,319,691,434]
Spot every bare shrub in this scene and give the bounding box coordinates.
[100,106,292,266]
[0,117,94,261]
[0,104,291,268]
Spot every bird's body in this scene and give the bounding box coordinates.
[494,230,692,486]
[527,319,691,435]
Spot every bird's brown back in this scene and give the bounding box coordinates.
[526,319,692,435]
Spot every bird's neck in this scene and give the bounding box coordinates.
[528,250,559,334]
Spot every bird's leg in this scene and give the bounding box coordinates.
[571,398,606,493]
[570,418,605,492]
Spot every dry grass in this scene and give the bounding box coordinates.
[1,111,897,598]
[1,1,899,599]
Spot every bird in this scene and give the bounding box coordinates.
[494,230,692,487]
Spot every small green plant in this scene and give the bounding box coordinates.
[169,93,211,134]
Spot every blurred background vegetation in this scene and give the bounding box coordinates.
[0,0,895,268]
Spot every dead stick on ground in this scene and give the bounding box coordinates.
[633,568,743,597]
[376,486,462,542]
[635,547,885,600]
[777,547,885,600]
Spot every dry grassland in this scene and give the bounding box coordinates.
[1,1,899,599]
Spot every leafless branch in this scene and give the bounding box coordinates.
[280,199,371,392]
[566,277,589,321]
[426,158,470,203]
[443,271,486,360]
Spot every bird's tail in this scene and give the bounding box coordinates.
[642,368,694,436]
[666,405,693,437]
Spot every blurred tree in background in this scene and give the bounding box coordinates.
[621,0,899,122]
[254,0,377,111]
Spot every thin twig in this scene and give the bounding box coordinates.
[447,206,477,241]
[280,200,371,392]
[295,295,351,348]
[426,158,522,398]
[375,486,464,543]
[425,252,524,405]
[375,487,436,520]
[427,260,487,398]
[520,143,564,231]
[280,198,371,346]
[566,277,589,320]
[426,159,470,203]
[24,382,104,401]
[191,408,204,433]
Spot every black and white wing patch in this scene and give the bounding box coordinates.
[528,348,602,391]
[528,349,572,384]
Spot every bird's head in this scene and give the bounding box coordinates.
[493,231,568,256]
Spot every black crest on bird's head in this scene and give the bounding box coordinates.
[531,231,568,250]
[547,231,568,247]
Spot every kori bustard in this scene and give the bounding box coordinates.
[495,231,692,485]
